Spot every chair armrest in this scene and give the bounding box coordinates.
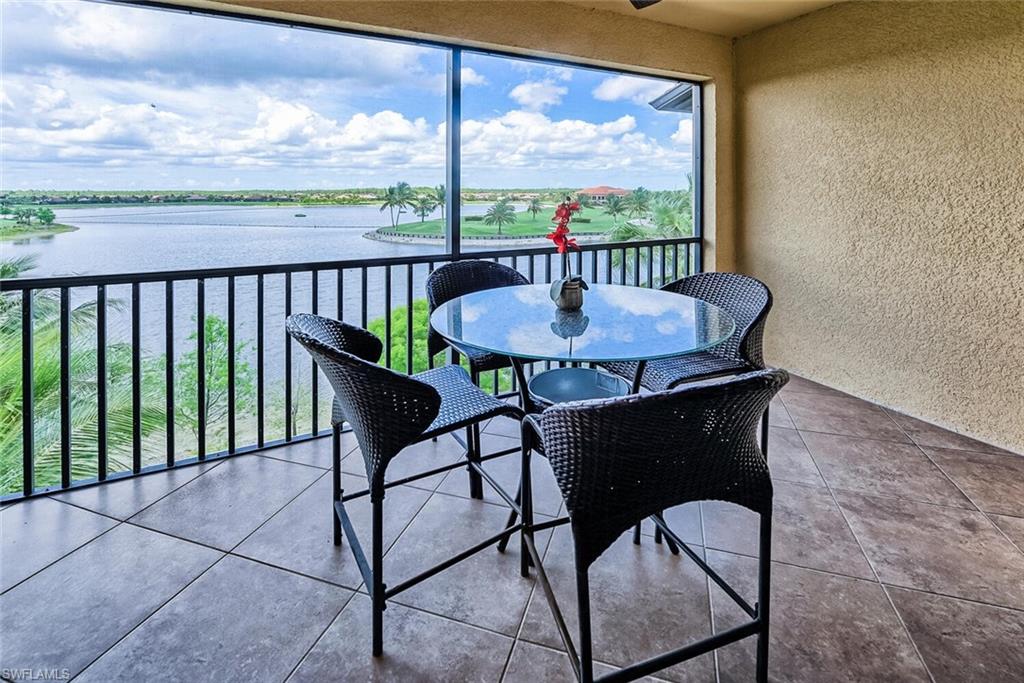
[521,413,545,451]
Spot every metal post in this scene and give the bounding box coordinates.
[446,48,462,260]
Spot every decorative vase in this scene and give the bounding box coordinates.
[553,278,585,311]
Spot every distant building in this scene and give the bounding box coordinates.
[577,186,629,204]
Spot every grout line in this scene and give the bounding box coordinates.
[796,420,936,682]
[228,470,329,553]
[70,552,229,681]
[282,590,358,682]
[0,512,122,597]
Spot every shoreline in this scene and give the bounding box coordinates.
[364,228,609,247]
[0,223,79,242]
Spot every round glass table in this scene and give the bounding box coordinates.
[429,283,736,410]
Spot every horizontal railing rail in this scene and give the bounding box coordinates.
[1,236,701,502]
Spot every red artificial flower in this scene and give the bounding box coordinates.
[568,201,581,212]
[547,199,581,255]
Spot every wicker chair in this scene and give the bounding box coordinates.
[519,368,788,683]
[601,272,772,393]
[426,260,530,497]
[286,313,523,656]
[426,260,530,376]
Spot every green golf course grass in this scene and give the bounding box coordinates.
[379,209,625,238]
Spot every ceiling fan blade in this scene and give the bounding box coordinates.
[629,0,662,8]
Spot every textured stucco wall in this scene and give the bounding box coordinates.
[735,2,1024,451]
[185,0,737,269]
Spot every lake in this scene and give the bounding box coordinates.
[2,203,498,278]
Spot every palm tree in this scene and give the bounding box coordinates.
[0,256,165,494]
[604,195,626,225]
[379,186,402,228]
[527,198,543,221]
[413,195,438,222]
[624,186,652,218]
[433,184,446,221]
[482,199,517,236]
[607,196,694,283]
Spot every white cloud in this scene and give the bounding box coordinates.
[460,67,487,86]
[508,80,567,111]
[671,118,693,145]
[592,75,675,105]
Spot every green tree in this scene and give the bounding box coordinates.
[0,256,165,494]
[576,194,595,213]
[603,195,626,225]
[35,208,56,226]
[173,315,256,450]
[527,198,543,221]
[433,184,446,221]
[624,186,652,218]
[378,182,415,228]
[413,195,437,222]
[13,208,33,225]
[483,199,517,236]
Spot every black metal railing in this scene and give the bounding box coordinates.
[0,237,700,502]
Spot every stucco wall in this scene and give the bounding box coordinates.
[182,0,737,269]
[735,2,1024,451]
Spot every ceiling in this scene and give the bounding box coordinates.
[567,0,841,37]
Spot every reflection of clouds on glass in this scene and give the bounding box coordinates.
[596,285,689,318]
[460,302,487,323]
[513,286,552,307]
[506,322,560,355]
[656,320,678,336]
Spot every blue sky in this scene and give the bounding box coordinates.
[1,0,694,191]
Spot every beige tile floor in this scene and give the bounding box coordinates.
[2,376,1022,682]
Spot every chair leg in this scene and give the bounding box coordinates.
[332,425,342,547]
[756,511,772,683]
[761,405,770,461]
[372,497,385,657]
[633,523,642,545]
[497,483,520,554]
[520,438,533,578]
[653,512,680,555]
[575,550,595,683]
[466,423,484,500]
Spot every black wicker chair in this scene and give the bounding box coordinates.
[601,272,773,552]
[426,260,530,497]
[519,368,788,683]
[286,313,523,656]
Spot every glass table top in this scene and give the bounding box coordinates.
[429,284,736,363]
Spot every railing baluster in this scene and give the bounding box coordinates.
[605,249,612,284]
[658,245,666,286]
[197,278,206,460]
[646,246,654,287]
[384,266,392,369]
[21,290,34,496]
[227,276,236,453]
[342,266,350,321]
[574,249,583,278]
[406,264,414,375]
[58,288,71,488]
[284,272,292,442]
[672,243,680,281]
[544,253,552,283]
[528,255,535,283]
[311,270,318,436]
[619,249,626,285]
[257,274,264,448]
[132,282,142,473]
[165,282,174,466]
[590,250,598,285]
[633,248,641,287]
[97,285,107,480]
[360,267,368,329]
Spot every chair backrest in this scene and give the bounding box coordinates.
[426,260,530,357]
[286,313,440,499]
[538,368,788,568]
[662,272,772,368]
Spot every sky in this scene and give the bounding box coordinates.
[0,0,695,191]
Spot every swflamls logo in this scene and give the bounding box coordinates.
[1,669,71,681]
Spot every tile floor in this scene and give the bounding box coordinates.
[2,376,1022,682]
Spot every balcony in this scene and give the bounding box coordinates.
[2,377,1022,681]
